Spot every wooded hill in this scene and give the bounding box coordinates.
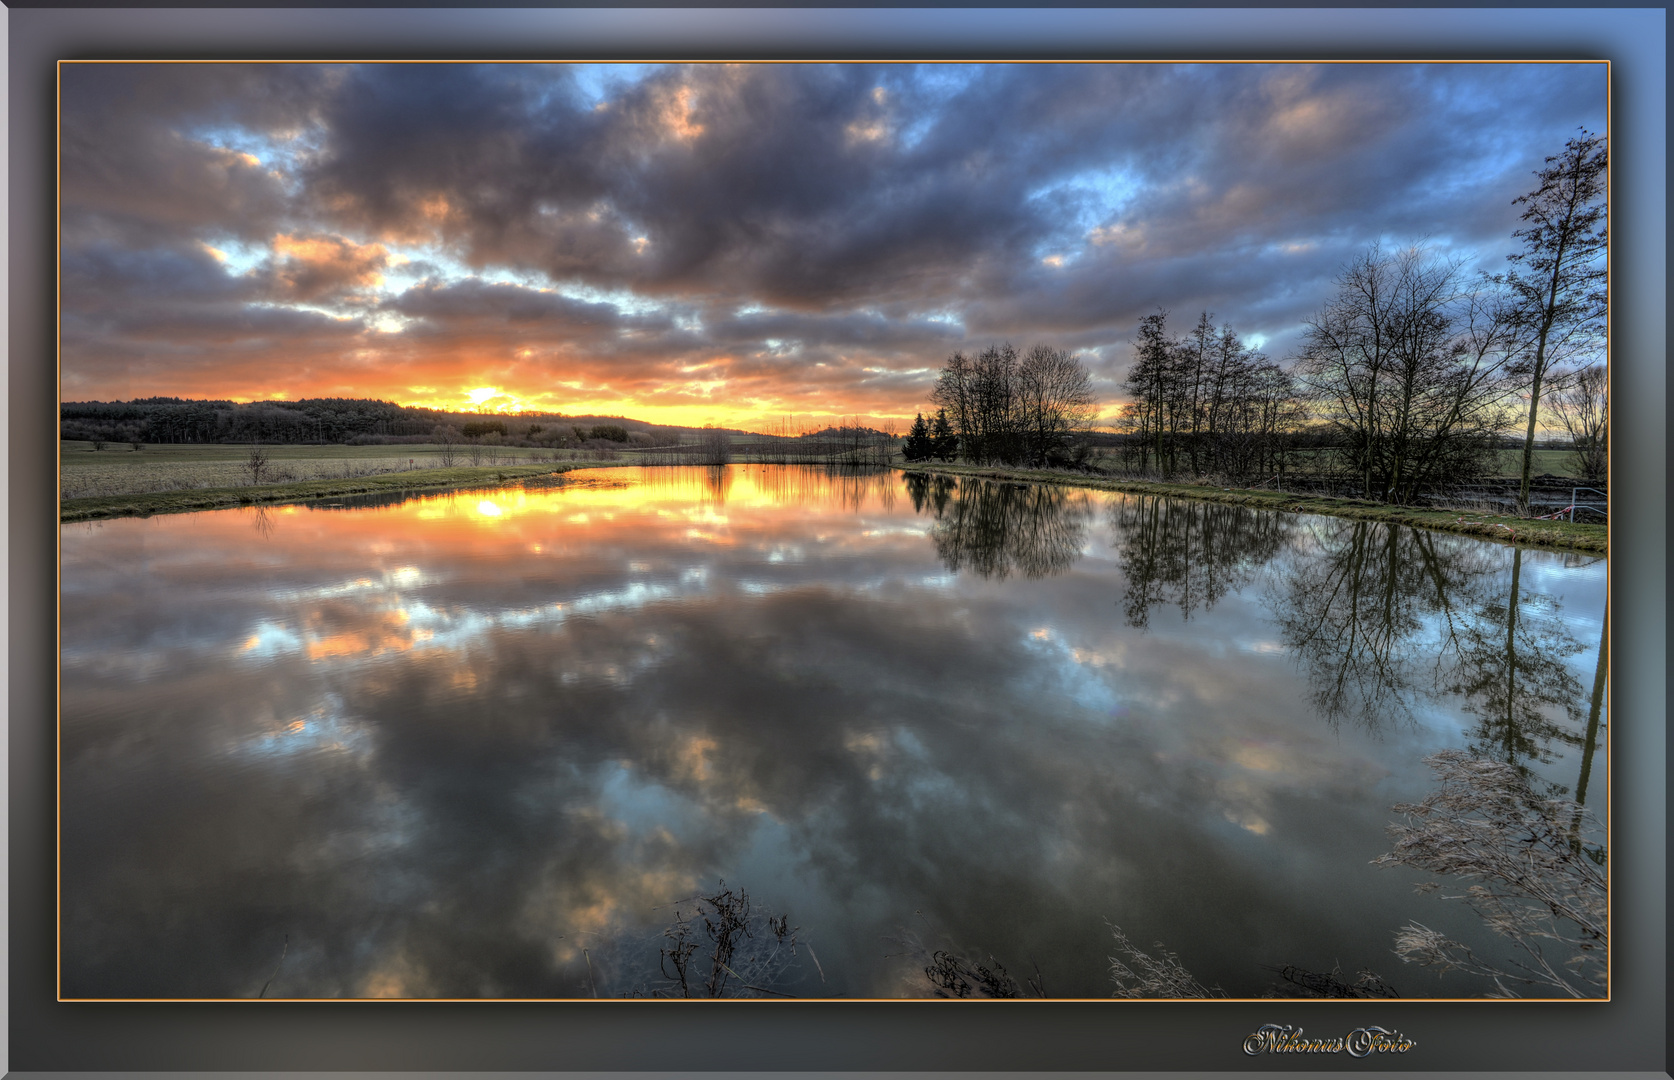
[59,397,703,447]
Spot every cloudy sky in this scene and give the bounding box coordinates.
[60,61,1606,428]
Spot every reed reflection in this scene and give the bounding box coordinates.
[907,475,1093,580]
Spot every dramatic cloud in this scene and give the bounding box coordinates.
[59,62,1608,426]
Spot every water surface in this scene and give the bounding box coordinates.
[60,466,1608,998]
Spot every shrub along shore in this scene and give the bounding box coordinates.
[897,462,1607,555]
[60,456,1606,555]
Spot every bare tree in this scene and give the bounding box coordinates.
[435,427,459,467]
[243,444,271,486]
[1295,244,1517,503]
[933,342,1097,467]
[697,424,732,466]
[1119,311,1299,482]
[1500,130,1608,512]
[1546,362,1607,485]
[1016,344,1097,466]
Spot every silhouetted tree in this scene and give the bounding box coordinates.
[931,343,1097,466]
[1499,130,1608,512]
[1118,311,1300,481]
[929,409,957,461]
[1294,245,1519,503]
[1016,344,1097,466]
[697,425,732,465]
[902,413,934,462]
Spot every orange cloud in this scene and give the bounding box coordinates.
[272,232,391,301]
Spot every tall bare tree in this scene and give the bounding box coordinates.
[1016,344,1097,466]
[1500,130,1608,512]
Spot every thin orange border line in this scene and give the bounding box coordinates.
[54,57,1614,1004]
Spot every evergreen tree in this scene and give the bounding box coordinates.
[903,412,933,461]
[930,408,957,460]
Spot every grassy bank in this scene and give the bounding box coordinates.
[59,440,615,499]
[59,461,628,523]
[899,463,1607,555]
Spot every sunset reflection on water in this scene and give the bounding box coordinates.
[60,466,1606,999]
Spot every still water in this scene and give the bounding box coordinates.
[60,465,1608,998]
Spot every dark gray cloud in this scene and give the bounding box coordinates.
[58,61,1608,416]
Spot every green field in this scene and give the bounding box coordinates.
[59,440,618,500]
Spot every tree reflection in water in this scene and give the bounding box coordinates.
[1266,520,1587,776]
[912,479,1597,782]
[1108,496,1290,630]
[1266,521,1493,732]
[1444,545,1584,781]
[908,475,1093,580]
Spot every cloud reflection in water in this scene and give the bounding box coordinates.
[59,466,1605,998]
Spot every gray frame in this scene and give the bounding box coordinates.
[11,5,1666,1074]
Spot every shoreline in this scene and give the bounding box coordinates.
[57,461,617,523]
[897,462,1607,555]
[59,458,1608,555]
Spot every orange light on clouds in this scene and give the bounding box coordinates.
[384,382,901,430]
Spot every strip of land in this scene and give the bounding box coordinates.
[58,450,1607,555]
[898,462,1607,555]
[58,462,624,523]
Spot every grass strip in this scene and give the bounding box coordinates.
[59,462,625,522]
[899,463,1607,555]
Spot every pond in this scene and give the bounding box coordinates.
[59,465,1608,999]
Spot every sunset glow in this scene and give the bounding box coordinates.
[59,62,1605,429]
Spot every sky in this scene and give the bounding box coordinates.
[59,61,1607,429]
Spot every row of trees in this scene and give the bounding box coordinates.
[60,395,679,449]
[1295,131,1607,505]
[906,131,1605,507]
[1107,129,1607,504]
[1121,311,1302,483]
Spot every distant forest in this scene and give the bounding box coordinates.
[59,396,692,449]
